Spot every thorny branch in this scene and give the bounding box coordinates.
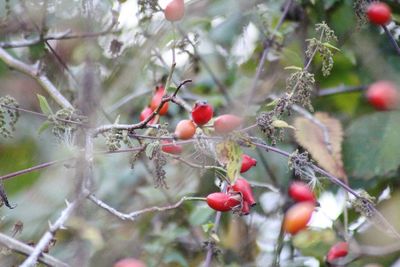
[0,232,69,267]
[19,198,82,267]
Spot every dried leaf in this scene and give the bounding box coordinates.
[216,140,242,183]
[294,112,347,180]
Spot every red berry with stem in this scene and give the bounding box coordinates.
[367,2,391,25]
[191,101,214,126]
[240,154,257,173]
[161,140,182,154]
[231,177,256,206]
[113,258,147,267]
[288,181,316,203]
[206,192,240,212]
[150,85,169,115]
[213,114,243,134]
[366,80,399,110]
[164,0,185,22]
[139,106,155,124]
[283,202,315,235]
[326,242,349,263]
[174,119,196,140]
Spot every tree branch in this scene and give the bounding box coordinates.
[0,232,69,267]
[0,48,73,109]
[19,198,82,267]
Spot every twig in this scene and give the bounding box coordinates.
[93,79,192,135]
[177,27,232,104]
[382,25,400,56]
[19,198,82,267]
[0,17,119,49]
[0,103,85,126]
[0,48,73,109]
[88,195,202,221]
[318,84,367,96]
[0,232,69,267]
[246,0,293,105]
[0,159,63,181]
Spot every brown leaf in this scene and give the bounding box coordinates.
[294,112,347,180]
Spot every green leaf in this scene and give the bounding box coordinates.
[37,94,53,116]
[284,65,303,71]
[201,223,214,233]
[322,42,341,51]
[164,250,189,267]
[189,206,213,226]
[37,121,51,135]
[343,112,400,179]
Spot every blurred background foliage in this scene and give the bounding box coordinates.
[1,0,400,266]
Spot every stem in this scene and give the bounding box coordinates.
[382,25,400,56]
[272,221,285,267]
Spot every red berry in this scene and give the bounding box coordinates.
[113,258,147,267]
[161,140,182,154]
[139,107,155,124]
[367,2,391,25]
[240,154,257,173]
[288,181,316,204]
[326,242,349,263]
[366,81,399,110]
[191,101,214,126]
[206,192,240,212]
[174,119,196,140]
[150,86,169,115]
[164,0,185,22]
[213,114,243,134]
[231,177,256,206]
[283,202,315,235]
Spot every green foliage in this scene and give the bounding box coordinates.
[343,112,400,180]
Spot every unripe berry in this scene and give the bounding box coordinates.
[164,0,185,22]
[161,140,183,154]
[150,86,169,115]
[367,2,391,25]
[283,202,315,235]
[366,81,399,110]
[326,242,349,263]
[213,114,243,134]
[174,119,196,140]
[288,181,316,203]
[191,101,213,126]
[240,154,257,173]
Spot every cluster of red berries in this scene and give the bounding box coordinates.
[206,177,256,216]
[283,181,316,235]
[140,87,244,155]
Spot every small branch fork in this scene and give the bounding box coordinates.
[0,232,69,267]
[19,197,83,267]
[93,79,192,135]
